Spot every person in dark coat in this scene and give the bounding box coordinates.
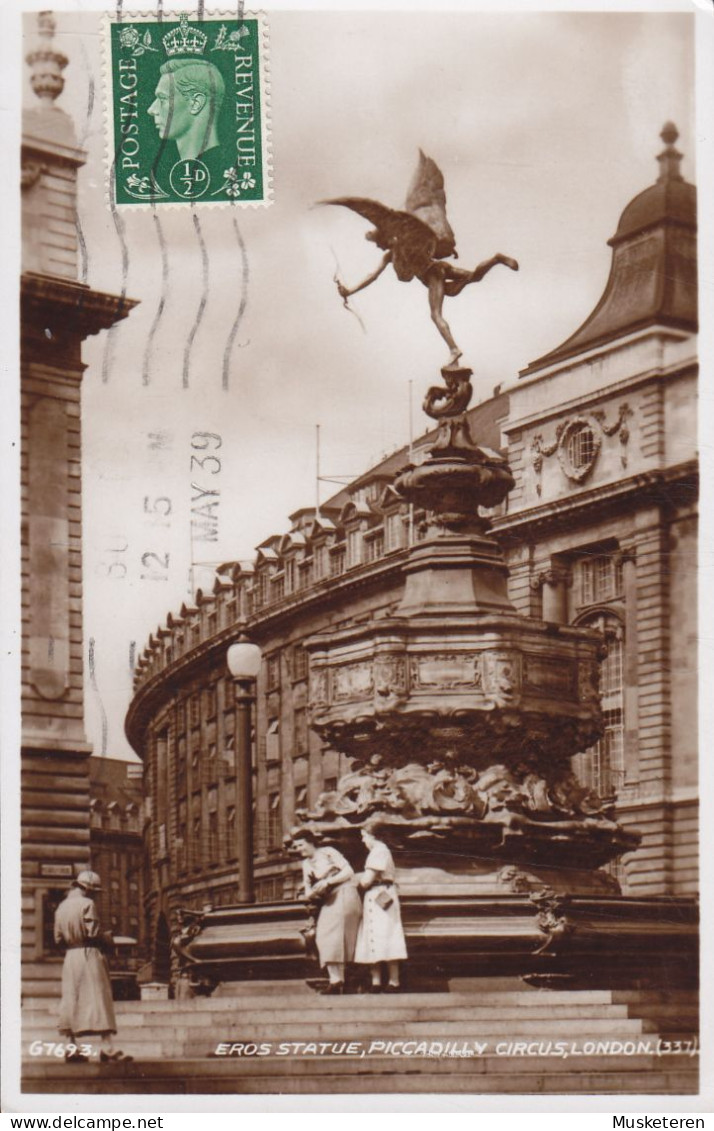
[54,871,132,1063]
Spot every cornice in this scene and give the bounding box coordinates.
[21,272,138,338]
[493,462,699,545]
[505,357,698,436]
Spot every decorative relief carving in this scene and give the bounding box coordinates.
[21,162,47,191]
[480,651,521,707]
[523,656,575,699]
[530,567,572,591]
[410,653,481,690]
[373,655,407,709]
[592,403,633,469]
[531,404,633,494]
[331,661,374,703]
[529,888,575,956]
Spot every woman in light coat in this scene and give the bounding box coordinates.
[355,825,407,992]
[293,831,363,994]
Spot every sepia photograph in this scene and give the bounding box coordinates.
[4,0,711,1113]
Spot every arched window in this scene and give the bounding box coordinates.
[573,612,624,796]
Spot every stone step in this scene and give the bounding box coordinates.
[624,1003,699,1021]
[21,1052,697,1077]
[21,980,65,999]
[23,989,627,1013]
[22,1002,635,1027]
[23,1022,653,1057]
[21,1058,698,1096]
[611,989,699,1004]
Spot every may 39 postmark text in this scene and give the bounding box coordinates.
[106,11,269,206]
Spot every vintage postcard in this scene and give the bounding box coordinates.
[3,0,712,1117]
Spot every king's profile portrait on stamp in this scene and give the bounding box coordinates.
[108,12,268,205]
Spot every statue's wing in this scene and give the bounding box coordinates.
[404,150,456,259]
[322,196,438,281]
[322,196,398,233]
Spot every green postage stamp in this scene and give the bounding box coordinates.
[106,12,269,206]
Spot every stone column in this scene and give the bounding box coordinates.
[532,566,572,624]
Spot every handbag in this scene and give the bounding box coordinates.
[375,888,394,910]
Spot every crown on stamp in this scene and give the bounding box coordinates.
[162,14,208,58]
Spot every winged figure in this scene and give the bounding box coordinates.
[324,151,518,365]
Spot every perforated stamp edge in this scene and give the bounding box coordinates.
[100,7,272,210]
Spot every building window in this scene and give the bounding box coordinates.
[271,573,285,602]
[267,793,282,850]
[177,736,187,790]
[365,530,385,562]
[297,558,311,589]
[329,545,346,577]
[207,612,217,637]
[574,614,624,797]
[208,811,219,863]
[294,708,308,756]
[223,728,235,769]
[578,554,623,606]
[384,511,404,552]
[204,686,217,720]
[190,695,201,728]
[226,809,237,859]
[191,814,201,860]
[295,784,308,814]
[324,777,338,793]
[256,876,283,903]
[266,717,280,763]
[347,528,362,568]
[285,558,296,593]
[566,423,596,471]
[266,652,280,690]
[312,545,326,580]
[291,645,308,682]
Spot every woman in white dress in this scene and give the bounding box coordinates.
[293,831,363,994]
[355,826,407,992]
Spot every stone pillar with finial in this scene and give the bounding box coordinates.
[22,10,81,277]
[20,12,139,992]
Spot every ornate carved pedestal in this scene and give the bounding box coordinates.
[177,366,696,990]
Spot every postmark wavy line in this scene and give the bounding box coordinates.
[100,3,133,384]
[222,215,250,391]
[141,210,170,386]
[182,210,210,388]
[88,637,109,758]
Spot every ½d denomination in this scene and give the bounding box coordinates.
[107,13,269,206]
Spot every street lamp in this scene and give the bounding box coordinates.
[226,637,261,904]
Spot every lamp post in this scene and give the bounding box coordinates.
[226,637,261,904]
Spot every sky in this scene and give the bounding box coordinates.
[20,4,697,760]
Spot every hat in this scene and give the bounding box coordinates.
[75,870,102,893]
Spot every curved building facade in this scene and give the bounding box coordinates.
[126,126,698,969]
